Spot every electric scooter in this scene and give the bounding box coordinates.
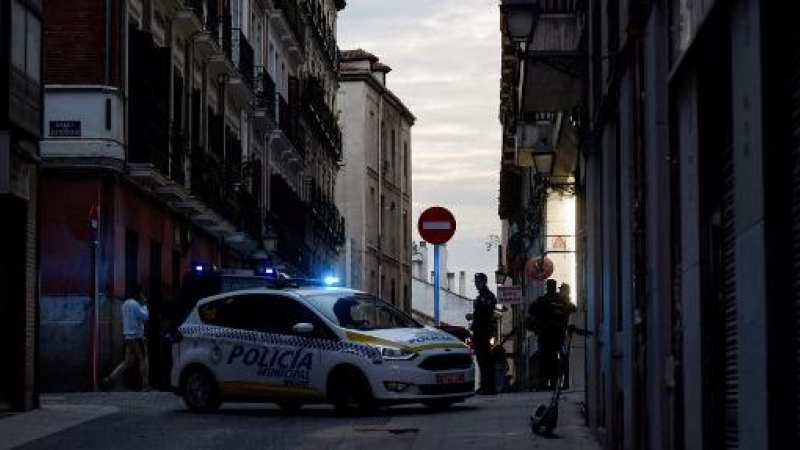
[529,324,593,436]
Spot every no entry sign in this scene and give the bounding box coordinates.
[418,206,456,245]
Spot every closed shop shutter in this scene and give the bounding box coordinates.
[721,132,738,448]
[788,36,800,445]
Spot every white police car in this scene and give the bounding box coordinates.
[171,286,475,413]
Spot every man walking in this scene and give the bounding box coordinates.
[530,279,576,390]
[102,284,151,391]
[471,273,497,395]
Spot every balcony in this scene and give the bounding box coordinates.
[208,15,235,78]
[302,76,343,161]
[128,28,170,189]
[301,0,340,71]
[174,0,203,36]
[309,179,346,247]
[193,0,221,57]
[228,29,255,106]
[277,94,304,158]
[270,173,310,273]
[252,67,278,133]
[271,0,305,64]
[518,3,586,114]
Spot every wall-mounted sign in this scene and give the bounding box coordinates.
[497,285,522,304]
[49,120,81,137]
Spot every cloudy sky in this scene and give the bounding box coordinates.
[338,0,502,298]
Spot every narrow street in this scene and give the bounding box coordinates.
[3,391,599,450]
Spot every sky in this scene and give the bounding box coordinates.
[337,0,502,299]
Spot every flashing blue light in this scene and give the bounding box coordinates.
[323,276,340,286]
[193,263,213,274]
[254,265,277,277]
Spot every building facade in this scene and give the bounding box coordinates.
[336,49,414,311]
[39,0,346,392]
[0,0,43,412]
[500,0,799,448]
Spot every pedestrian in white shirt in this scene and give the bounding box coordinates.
[102,285,151,391]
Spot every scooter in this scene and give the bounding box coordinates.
[529,324,593,436]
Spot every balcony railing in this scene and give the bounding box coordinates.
[273,0,306,52]
[221,12,233,62]
[128,28,170,175]
[254,66,276,119]
[301,0,339,71]
[309,179,346,247]
[231,29,255,90]
[302,76,343,160]
[204,0,220,43]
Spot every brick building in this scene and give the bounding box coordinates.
[39,0,346,392]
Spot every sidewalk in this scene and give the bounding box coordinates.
[0,401,118,450]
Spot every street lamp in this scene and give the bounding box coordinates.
[532,150,556,177]
[500,0,540,47]
[495,269,508,286]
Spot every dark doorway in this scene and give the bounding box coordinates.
[0,196,27,410]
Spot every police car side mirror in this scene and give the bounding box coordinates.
[292,323,315,335]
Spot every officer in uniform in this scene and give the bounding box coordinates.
[471,272,497,395]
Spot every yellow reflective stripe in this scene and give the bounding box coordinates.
[406,342,468,352]
[345,332,407,349]
[219,382,325,399]
[345,332,467,352]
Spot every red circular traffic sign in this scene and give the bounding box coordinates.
[417,207,457,245]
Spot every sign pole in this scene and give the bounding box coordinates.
[433,244,440,326]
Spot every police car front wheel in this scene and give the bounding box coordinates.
[328,367,374,414]
[182,366,221,413]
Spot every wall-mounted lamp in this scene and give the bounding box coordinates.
[500,0,540,48]
[532,150,556,177]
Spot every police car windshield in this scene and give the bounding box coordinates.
[305,293,422,330]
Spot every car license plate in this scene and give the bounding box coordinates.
[436,372,465,384]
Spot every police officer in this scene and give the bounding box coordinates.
[471,272,497,395]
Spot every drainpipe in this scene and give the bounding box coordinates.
[104,0,111,84]
[629,21,648,449]
[377,93,384,300]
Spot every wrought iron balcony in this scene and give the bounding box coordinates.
[254,66,277,119]
[194,0,221,57]
[272,0,306,55]
[228,29,255,105]
[302,76,343,161]
[231,29,254,89]
[309,179,346,247]
[128,28,170,181]
[301,0,340,71]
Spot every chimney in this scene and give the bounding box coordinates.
[459,271,466,296]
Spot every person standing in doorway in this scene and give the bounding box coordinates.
[471,272,497,395]
[531,279,576,390]
[102,284,151,391]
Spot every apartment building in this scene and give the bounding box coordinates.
[39,0,345,391]
[336,49,414,311]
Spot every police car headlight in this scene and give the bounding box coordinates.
[377,346,418,361]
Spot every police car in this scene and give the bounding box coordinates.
[170,277,475,413]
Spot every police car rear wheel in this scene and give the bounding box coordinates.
[182,367,220,413]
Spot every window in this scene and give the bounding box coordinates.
[232,0,242,29]
[11,0,41,83]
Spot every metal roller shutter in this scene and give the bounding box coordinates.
[788,34,800,445]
